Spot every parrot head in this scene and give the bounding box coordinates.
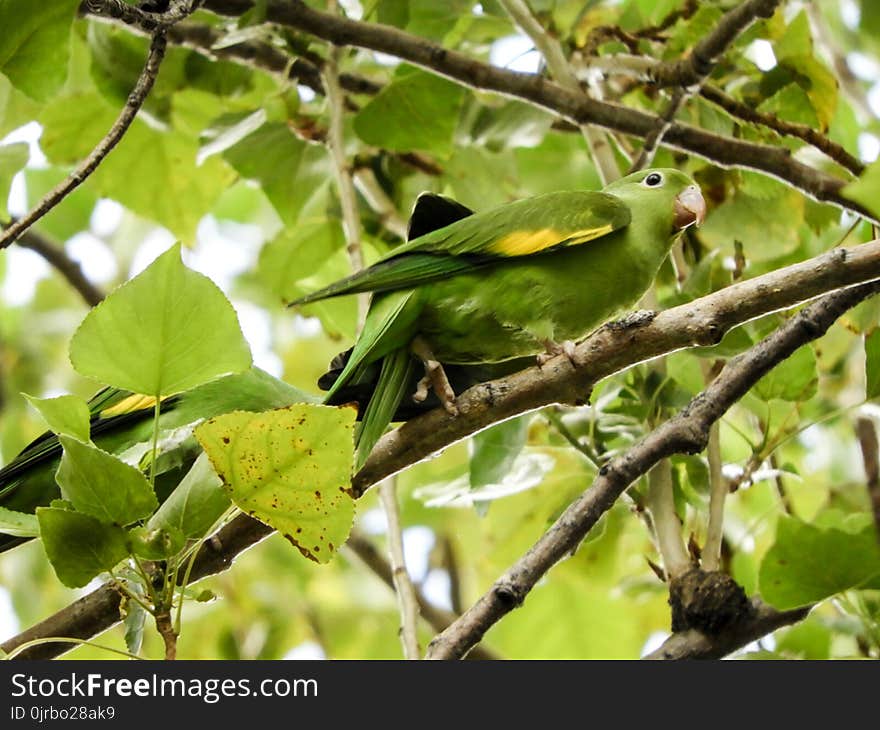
[604,168,706,234]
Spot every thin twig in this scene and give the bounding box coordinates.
[378,479,422,659]
[425,281,880,659]
[345,530,501,660]
[646,461,691,579]
[701,422,725,571]
[322,5,367,322]
[15,229,105,307]
[499,0,619,183]
[352,167,407,240]
[631,0,782,171]
[0,33,168,250]
[699,85,864,177]
[856,416,880,544]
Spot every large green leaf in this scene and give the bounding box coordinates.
[0,0,79,101]
[223,123,326,226]
[23,393,90,442]
[36,507,129,588]
[752,344,817,402]
[0,141,27,222]
[354,67,466,158]
[56,435,158,525]
[195,405,356,564]
[69,243,252,396]
[39,91,234,243]
[759,514,880,610]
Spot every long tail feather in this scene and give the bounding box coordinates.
[355,348,414,469]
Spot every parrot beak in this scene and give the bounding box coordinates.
[673,185,706,229]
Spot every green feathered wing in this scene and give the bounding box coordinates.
[291,190,632,467]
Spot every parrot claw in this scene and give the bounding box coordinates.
[411,337,459,416]
[538,340,578,368]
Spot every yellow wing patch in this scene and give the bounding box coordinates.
[100,393,159,418]
[491,225,614,256]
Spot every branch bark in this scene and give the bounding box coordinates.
[189,0,871,221]
[6,239,880,659]
[425,280,880,659]
[14,229,105,307]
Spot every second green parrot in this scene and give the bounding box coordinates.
[291,167,707,465]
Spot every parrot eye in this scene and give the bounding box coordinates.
[643,172,663,187]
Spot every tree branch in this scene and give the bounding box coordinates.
[80,0,870,218]
[13,229,105,307]
[856,416,880,544]
[499,0,620,183]
[378,478,421,659]
[631,0,781,170]
[425,281,880,659]
[345,530,501,660]
[0,31,169,250]
[7,239,880,659]
[643,598,811,660]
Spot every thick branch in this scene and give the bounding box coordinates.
[425,281,880,659]
[355,241,880,493]
[643,598,811,660]
[190,0,869,220]
[7,240,880,659]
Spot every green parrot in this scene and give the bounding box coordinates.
[293,168,706,466]
[0,367,310,553]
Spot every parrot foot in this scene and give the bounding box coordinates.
[411,337,459,416]
[537,339,577,368]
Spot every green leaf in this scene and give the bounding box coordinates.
[0,0,79,101]
[195,404,356,564]
[843,159,880,221]
[23,393,90,442]
[258,219,346,301]
[56,435,158,525]
[0,73,40,138]
[0,141,27,222]
[148,452,231,540]
[123,592,147,656]
[470,416,529,491]
[405,0,473,40]
[24,167,99,241]
[39,92,234,243]
[0,505,39,537]
[773,10,812,60]
[128,524,185,560]
[867,330,880,400]
[759,514,880,609]
[354,67,466,157]
[223,122,324,226]
[36,507,129,588]
[752,344,817,402]
[69,243,252,396]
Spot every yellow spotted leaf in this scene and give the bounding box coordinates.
[194,405,356,564]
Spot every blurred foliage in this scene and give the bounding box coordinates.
[0,0,879,659]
